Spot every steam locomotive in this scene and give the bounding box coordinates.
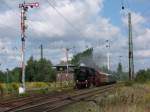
[74,66,116,89]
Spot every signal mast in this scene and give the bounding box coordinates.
[19,1,39,93]
[121,1,134,80]
[106,40,110,71]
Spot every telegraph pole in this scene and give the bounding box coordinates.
[119,56,122,63]
[128,12,134,80]
[19,1,39,93]
[106,40,110,71]
[40,44,43,60]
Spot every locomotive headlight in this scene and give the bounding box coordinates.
[76,80,78,82]
[85,80,88,82]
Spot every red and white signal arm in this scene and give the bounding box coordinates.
[34,2,39,7]
[19,2,39,8]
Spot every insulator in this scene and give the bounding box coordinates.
[122,6,125,10]
[24,7,28,11]
[23,16,27,20]
[21,37,25,42]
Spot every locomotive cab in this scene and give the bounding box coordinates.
[74,67,96,89]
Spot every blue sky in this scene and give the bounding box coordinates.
[0,0,149,72]
[102,0,150,26]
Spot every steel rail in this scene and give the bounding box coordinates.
[10,84,115,112]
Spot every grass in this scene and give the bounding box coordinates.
[62,82,150,112]
[0,81,74,98]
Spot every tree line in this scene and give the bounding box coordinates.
[0,56,56,83]
[0,48,149,83]
[135,69,150,83]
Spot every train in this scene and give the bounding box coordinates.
[74,66,116,89]
[54,65,116,89]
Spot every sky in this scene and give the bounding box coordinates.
[0,0,149,72]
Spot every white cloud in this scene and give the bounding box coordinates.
[0,0,149,71]
[0,10,19,28]
[135,28,150,49]
[0,0,132,70]
[136,50,150,58]
[82,18,120,39]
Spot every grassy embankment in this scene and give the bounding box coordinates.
[62,82,150,112]
[0,81,74,98]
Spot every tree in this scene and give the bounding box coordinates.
[25,56,56,82]
[71,48,94,66]
[101,66,109,73]
[35,59,55,82]
[26,56,36,81]
[116,62,128,81]
[0,71,5,83]
[117,62,123,73]
[9,67,21,82]
[135,69,150,83]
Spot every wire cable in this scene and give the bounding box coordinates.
[46,0,82,34]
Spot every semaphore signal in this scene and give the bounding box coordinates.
[19,1,39,93]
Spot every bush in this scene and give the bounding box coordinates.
[33,88,48,94]
[124,81,134,86]
[18,93,29,97]
[135,69,150,83]
[144,93,150,103]
[11,83,19,93]
[0,84,4,96]
[3,83,19,94]
[26,82,49,91]
[34,82,47,88]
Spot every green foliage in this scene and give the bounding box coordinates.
[9,68,21,83]
[0,56,56,83]
[114,63,128,81]
[26,57,56,82]
[33,88,48,94]
[0,67,21,83]
[71,48,93,66]
[27,82,49,89]
[0,71,5,83]
[101,66,109,73]
[124,81,134,86]
[117,62,123,73]
[11,83,19,91]
[26,56,36,81]
[144,93,150,103]
[0,83,4,96]
[18,93,29,97]
[135,69,150,83]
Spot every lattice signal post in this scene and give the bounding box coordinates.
[19,2,39,93]
[128,13,134,80]
[106,40,110,71]
[121,2,134,80]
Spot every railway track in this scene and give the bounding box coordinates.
[0,84,115,112]
[0,91,70,112]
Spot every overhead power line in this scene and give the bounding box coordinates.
[46,0,81,34]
